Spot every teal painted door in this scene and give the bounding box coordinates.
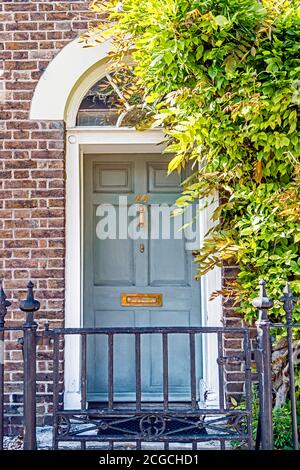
[84,154,202,402]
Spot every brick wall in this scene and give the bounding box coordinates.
[222,265,257,404]
[0,0,96,434]
[0,0,246,436]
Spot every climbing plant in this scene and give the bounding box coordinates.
[84,0,300,322]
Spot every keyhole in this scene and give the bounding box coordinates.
[139,243,145,253]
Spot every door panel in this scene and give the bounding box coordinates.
[93,205,135,286]
[148,162,181,193]
[93,162,134,193]
[84,154,202,402]
[149,235,188,286]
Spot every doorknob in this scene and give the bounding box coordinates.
[139,243,145,253]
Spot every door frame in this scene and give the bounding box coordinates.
[28,37,222,409]
[64,127,222,409]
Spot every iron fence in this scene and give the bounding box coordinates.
[45,325,253,450]
[0,280,299,450]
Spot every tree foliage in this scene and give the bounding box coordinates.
[85,0,300,321]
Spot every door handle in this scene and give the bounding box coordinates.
[138,205,145,228]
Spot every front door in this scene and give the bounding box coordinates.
[83,154,202,402]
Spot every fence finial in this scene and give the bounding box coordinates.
[0,283,11,328]
[20,281,40,326]
[252,279,274,321]
[280,282,297,324]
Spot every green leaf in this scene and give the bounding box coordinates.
[196,45,204,60]
[224,55,237,74]
[288,121,297,135]
[164,50,173,66]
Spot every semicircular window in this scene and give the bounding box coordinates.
[76,73,146,128]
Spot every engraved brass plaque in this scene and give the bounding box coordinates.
[121,293,162,307]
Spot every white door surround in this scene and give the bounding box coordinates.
[29,38,222,409]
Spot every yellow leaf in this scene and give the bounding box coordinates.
[230,397,238,407]
[90,0,109,13]
[186,9,201,19]
[254,160,263,184]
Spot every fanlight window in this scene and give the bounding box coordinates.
[76,73,146,128]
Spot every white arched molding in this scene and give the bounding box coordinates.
[29,38,111,124]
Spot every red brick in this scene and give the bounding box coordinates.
[6,23,38,32]
[31,170,64,179]
[31,229,64,239]
[5,60,37,71]
[0,48,13,59]
[30,269,64,279]
[12,51,29,60]
[8,250,30,259]
[13,170,30,179]
[31,131,63,140]
[30,31,47,40]
[6,119,38,127]
[13,12,30,22]
[6,42,38,50]
[5,199,38,209]
[4,180,36,190]
[31,190,64,198]
[0,171,12,179]
[12,111,30,119]
[4,4,37,12]
[4,219,37,229]
[13,130,30,139]
[46,31,63,40]
[38,22,55,30]
[0,131,12,140]
[13,32,30,41]
[0,111,12,120]
[0,230,12,238]
[38,4,54,12]
[5,160,37,169]
[12,92,32,102]
[0,250,12,259]
[0,209,12,218]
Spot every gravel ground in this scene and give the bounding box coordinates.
[4,426,231,450]
[3,435,23,450]
[3,427,224,450]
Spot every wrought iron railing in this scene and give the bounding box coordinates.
[45,325,253,450]
[0,280,299,450]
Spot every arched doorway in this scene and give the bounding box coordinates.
[30,38,222,409]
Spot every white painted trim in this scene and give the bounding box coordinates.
[199,196,223,406]
[64,128,222,409]
[64,133,82,409]
[29,39,111,121]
